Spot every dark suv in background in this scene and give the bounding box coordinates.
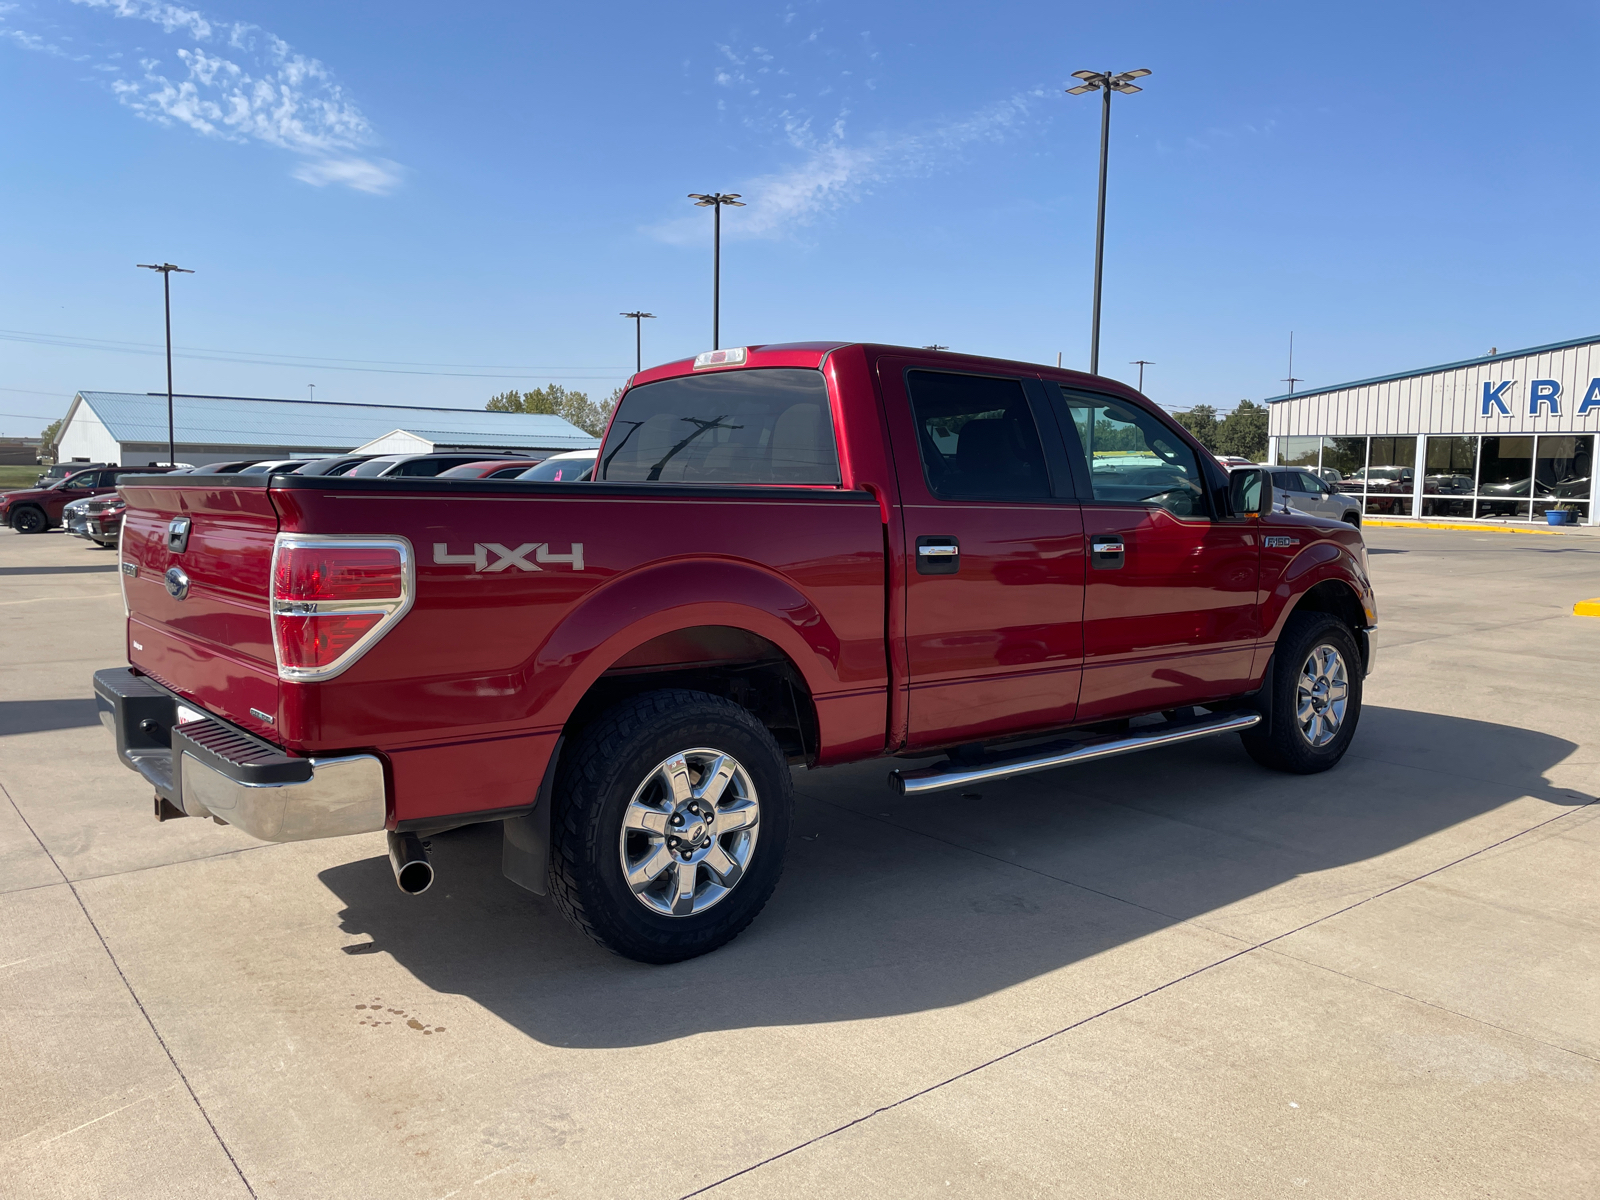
[1,466,178,534]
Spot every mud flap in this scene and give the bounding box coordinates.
[501,736,562,897]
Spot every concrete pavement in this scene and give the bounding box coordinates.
[1,524,1596,1198]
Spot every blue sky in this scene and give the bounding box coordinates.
[2,0,1597,438]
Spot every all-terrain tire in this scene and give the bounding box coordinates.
[10,507,47,534]
[1241,611,1363,774]
[548,689,794,964]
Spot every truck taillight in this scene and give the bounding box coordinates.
[270,536,415,681]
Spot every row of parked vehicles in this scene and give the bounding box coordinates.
[0,449,599,542]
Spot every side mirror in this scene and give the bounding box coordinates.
[1228,467,1272,517]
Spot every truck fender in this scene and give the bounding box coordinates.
[1261,542,1373,652]
[524,558,844,722]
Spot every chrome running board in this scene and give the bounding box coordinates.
[889,710,1263,797]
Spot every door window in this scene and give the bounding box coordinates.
[904,371,1050,500]
[1293,469,1325,495]
[1060,391,1206,516]
[1272,470,1303,494]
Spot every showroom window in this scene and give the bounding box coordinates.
[1284,434,1593,522]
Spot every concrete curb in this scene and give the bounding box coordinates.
[1363,519,1568,537]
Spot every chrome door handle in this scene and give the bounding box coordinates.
[917,545,958,557]
[915,535,960,576]
[1091,539,1125,554]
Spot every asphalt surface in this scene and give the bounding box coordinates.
[1,523,1596,1199]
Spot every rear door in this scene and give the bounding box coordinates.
[879,358,1086,749]
[1054,387,1261,721]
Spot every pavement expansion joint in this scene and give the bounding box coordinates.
[0,776,259,1199]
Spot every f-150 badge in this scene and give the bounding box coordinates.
[433,542,585,572]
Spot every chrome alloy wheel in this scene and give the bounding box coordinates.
[618,748,761,917]
[1296,643,1350,748]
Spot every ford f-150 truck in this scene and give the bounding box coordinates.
[94,342,1376,963]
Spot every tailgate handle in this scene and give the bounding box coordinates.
[167,516,191,554]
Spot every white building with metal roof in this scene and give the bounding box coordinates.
[52,391,598,468]
[1264,333,1600,526]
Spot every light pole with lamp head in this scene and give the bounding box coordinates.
[687,193,745,349]
[1130,359,1154,392]
[620,311,657,374]
[136,261,194,467]
[1066,68,1150,376]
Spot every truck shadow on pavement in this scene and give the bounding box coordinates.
[319,705,1591,1049]
[0,697,103,735]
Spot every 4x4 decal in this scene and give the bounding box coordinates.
[432,542,585,572]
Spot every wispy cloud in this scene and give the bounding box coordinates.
[648,90,1049,244]
[1,0,402,193]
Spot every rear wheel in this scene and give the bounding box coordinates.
[10,507,46,534]
[1241,612,1362,773]
[548,689,793,963]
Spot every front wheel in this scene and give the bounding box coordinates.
[548,689,794,963]
[10,507,47,534]
[1241,612,1362,773]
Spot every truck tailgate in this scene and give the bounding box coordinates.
[119,479,282,737]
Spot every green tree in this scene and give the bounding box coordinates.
[486,384,619,437]
[1170,404,1219,452]
[1215,399,1268,461]
[38,416,64,462]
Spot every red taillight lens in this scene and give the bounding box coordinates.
[271,538,412,680]
[274,545,403,602]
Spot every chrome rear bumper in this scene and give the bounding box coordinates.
[93,667,387,842]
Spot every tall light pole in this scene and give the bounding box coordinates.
[1282,331,1301,394]
[1066,68,1150,376]
[1130,359,1154,392]
[620,311,657,374]
[687,193,745,349]
[136,262,194,466]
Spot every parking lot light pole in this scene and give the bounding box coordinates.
[136,262,194,467]
[620,311,657,374]
[1066,68,1150,376]
[1130,359,1154,392]
[687,193,745,349]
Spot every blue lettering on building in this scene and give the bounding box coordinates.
[1529,379,1562,415]
[1481,381,1513,417]
[1580,378,1600,416]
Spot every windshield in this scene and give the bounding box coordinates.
[520,453,595,482]
[599,368,839,485]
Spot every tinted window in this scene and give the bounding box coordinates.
[905,371,1049,500]
[1060,390,1205,516]
[1272,470,1301,492]
[600,368,838,485]
[1294,470,1324,493]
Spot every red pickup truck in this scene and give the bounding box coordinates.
[94,342,1376,963]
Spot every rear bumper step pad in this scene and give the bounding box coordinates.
[93,667,387,842]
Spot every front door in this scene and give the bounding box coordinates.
[880,359,1086,750]
[1054,387,1262,721]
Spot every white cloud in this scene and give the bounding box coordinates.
[1,0,401,192]
[292,156,403,195]
[648,91,1047,244]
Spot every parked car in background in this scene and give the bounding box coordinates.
[350,453,536,478]
[514,450,597,481]
[1270,468,1363,527]
[34,461,112,487]
[189,459,271,475]
[65,494,127,547]
[0,465,178,534]
[1345,465,1413,494]
[292,456,378,476]
[437,459,547,480]
[236,459,315,475]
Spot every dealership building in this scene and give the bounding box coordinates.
[1265,333,1599,525]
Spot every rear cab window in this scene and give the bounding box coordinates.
[599,368,839,485]
[905,370,1051,501]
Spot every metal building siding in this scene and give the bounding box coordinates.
[1266,337,1600,437]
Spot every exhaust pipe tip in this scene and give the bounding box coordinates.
[386,830,434,895]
